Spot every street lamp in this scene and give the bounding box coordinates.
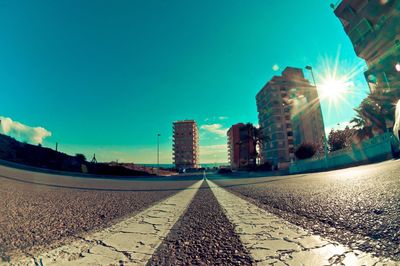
[157,133,161,175]
[305,65,328,168]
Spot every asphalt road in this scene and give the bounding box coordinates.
[148,180,253,265]
[210,159,400,261]
[0,164,199,261]
[1,160,399,264]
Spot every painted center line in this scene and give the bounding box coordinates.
[10,180,203,266]
[207,179,397,266]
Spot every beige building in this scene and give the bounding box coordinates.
[333,0,400,92]
[172,120,199,169]
[256,67,325,168]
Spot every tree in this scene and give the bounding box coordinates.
[350,114,374,141]
[252,125,270,165]
[75,153,87,163]
[294,143,316,160]
[240,123,258,169]
[351,88,400,141]
[327,126,356,152]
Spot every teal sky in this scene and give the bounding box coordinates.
[0,0,369,164]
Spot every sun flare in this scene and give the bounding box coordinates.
[319,76,351,102]
[310,47,369,123]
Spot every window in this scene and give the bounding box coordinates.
[348,18,373,44]
[274,132,284,139]
[351,0,368,13]
[374,15,387,30]
[344,5,355,17]
[278,151,286,160]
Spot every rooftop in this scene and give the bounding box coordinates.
[173,120,197,124]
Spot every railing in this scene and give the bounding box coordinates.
[331,0,343,10]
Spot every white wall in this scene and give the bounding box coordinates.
[289,133,400,174]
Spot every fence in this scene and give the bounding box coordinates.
[289,132,400,174]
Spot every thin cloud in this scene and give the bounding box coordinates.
[204,116,228,122]
[200,144,228,163]
[0,116,52,144]
[200,144,227,156]
[200,123,228,137]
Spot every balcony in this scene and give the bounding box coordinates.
[333,0,368,15]
[355,16,399,60]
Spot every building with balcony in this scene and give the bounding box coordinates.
[333,0,400,92]
[256,67,325,169]
[227,123,257,170]
[172,120,199,169]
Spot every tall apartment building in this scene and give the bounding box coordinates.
[227,123,257,169]
[256,67,325,169]
[333,0,400,92]
[172,120,199,169]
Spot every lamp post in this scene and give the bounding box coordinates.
[157,133,161,175]
[305,65,328,168]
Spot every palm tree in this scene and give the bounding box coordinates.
[252,125,270,165]
[351,88,400,141]
[350,114,374,141]
[241,123,271,166]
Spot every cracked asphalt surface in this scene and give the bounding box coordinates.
[148,180,253,266]
[1,160,399,264]
[207,179,395,265]
[210,160,400,261]
[0,164,199,261]
[11,180,203,265]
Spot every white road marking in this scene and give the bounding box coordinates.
[10,180,203,266]
[207,179,398,266]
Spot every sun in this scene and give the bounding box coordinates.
[307,47,368,122]
[319,76,350,101]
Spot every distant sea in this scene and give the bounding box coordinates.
[136,163,229,168]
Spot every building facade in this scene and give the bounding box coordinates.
[227,123,257,169]
[333,0,400,92]
[256,67,325,169]
[172,120,199,169]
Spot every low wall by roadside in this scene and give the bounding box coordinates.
[0,159,159,180]
[290,133,400,174]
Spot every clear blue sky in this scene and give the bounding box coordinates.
[0,0,369,163]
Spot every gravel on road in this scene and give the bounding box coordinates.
[148,180,254,266]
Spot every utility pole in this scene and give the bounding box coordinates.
[305,65,328,169]
[157,133,161,176]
